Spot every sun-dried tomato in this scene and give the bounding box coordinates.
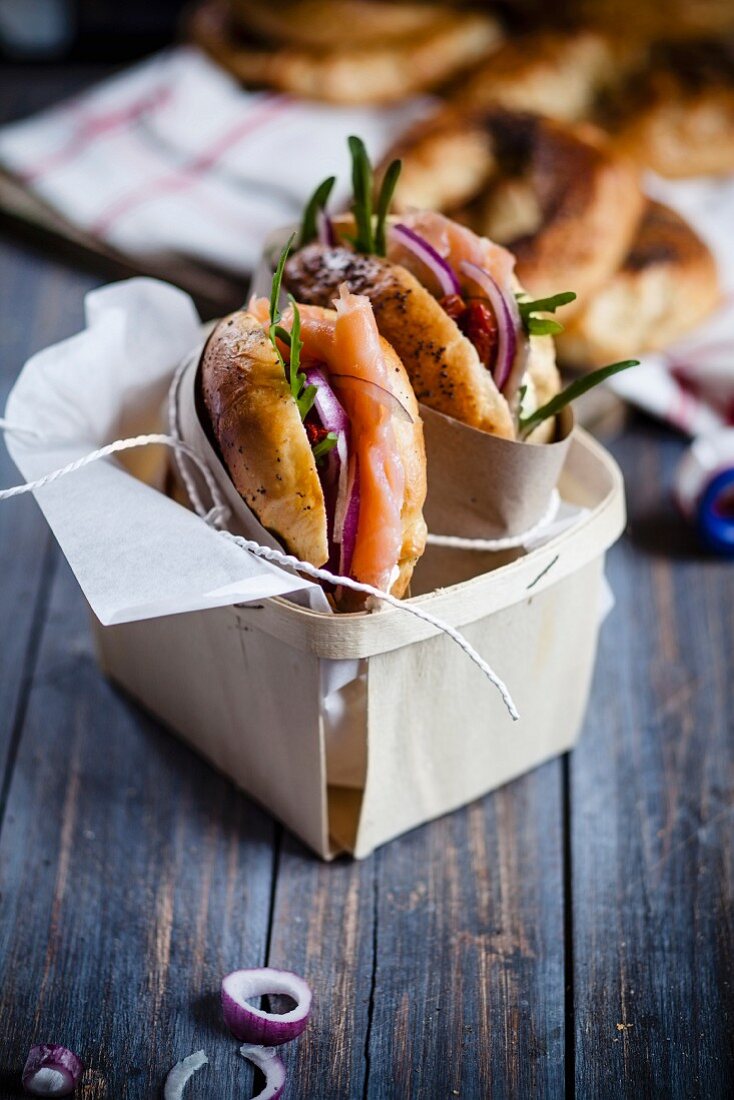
[304,418,329,447]
[458,300,498,372]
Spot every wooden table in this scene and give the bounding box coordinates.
[0,66,732,1099]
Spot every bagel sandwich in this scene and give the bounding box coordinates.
[284,138,639,443]
[199,261,427,610]
[286,202,566,443]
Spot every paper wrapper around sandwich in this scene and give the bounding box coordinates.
[421,405,574,540]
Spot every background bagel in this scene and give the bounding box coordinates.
[190,0,501,105]
[555,200,721,367]
[387,108,644,312]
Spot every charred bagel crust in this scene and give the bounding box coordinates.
[285,245,515,438]
[200,310,329,566]
[386,107,644,311]
[556,200,720,367]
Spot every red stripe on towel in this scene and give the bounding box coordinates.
[90,95,291,237]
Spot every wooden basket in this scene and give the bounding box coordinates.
[92,428,624,859]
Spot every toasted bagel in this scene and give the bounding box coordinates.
[285,244,517,438]
[606,40,734,178]
[555,200,721,367]
[453,29,621,123]
[191,0,501,105]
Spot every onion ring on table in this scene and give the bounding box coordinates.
[384,107,644,313]
[189,0,502,105]
[555,200,721,368]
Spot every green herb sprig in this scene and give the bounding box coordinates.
[299,175,336,248]
[312,432,338,462]
[517,291,577,337]
[347,136,401,257]
[268,237,316,420]
[518,359,638,439]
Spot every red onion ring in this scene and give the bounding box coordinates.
[221,968,312,1046]
[239,1045,287,1100]
[22,1045,84,1097]
[460,261,523,394]
[338,457,360,576]
[389,224,461,297]
[163,1050,208,1100]
[316,208,336,247]
[330,374,414,423]
[303,367,350,437]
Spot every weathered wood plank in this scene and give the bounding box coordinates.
[570,420,734,1099]
[0,244,99,798]
[365,763,566,1099]
[0,558,276,1098]
[266,833,376,1098]
[0,63,109,792]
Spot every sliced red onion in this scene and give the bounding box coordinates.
[316,208,336,247]
[332,431,351,546]
[22,1046,83,1097]
[163,1050,208,1100]
[389,224,461,297]
[460,261,524,395]
[239,1045,287,1100]
[339,457,360,576]
[221,968,312,1046]
[330,374,414,423]
[303,367,350,436]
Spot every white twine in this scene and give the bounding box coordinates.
[426,490,561,551]
[0,378,574,720]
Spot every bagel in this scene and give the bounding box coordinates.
[453,29,622,123]
[190,0,502,105]
[200,292,427,606]
[555,200,721,367]
[228,0,457,50]
[285,210,561,443]
[386,108,644,310]
[606,40,734,178]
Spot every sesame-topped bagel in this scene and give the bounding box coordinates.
[385,107,644,311]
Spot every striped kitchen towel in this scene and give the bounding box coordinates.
[0,46,428,276]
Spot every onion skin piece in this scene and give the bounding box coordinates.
[221,967,312,1046]
[240,1045,287,1100]
[163,1050,208,1100]
[22,1046,83,1097]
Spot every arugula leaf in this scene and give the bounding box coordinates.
[518,360,638,438]
[299,175,336,247]
[269,234,295,329]
[517,290,576,337]
[312,431,338,462]
[517,291,577,318]
[374,158,401,256]
[526,317,565,337]
[349,135,374,254]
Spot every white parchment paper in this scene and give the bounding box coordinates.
[3,278,321,624]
